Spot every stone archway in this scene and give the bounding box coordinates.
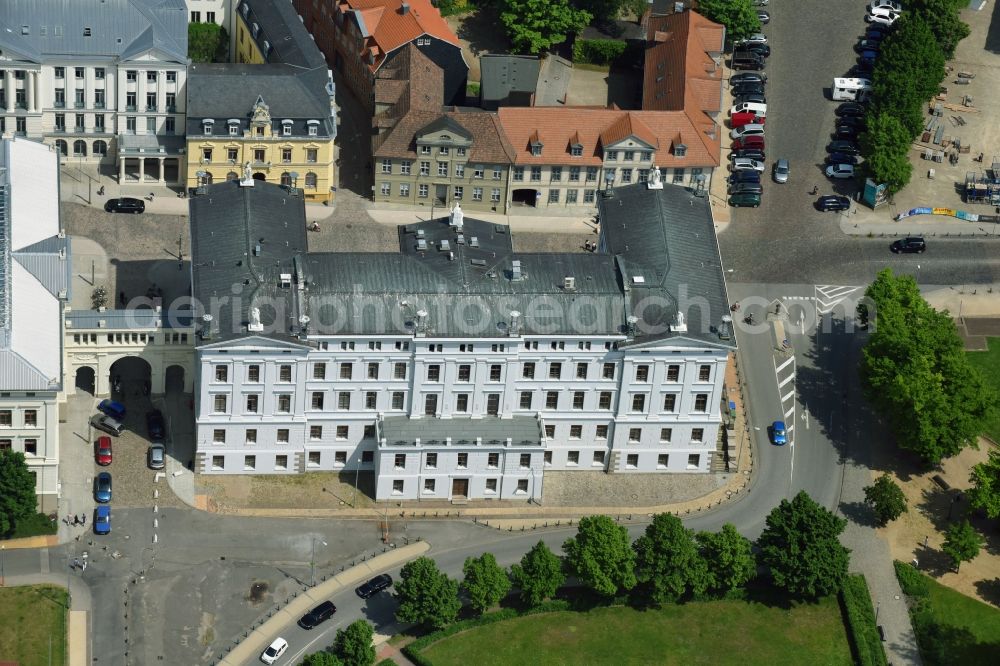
[164,365,185,396]
[109,356,152,402]
[253,172,266,181]
[75,366,96,395]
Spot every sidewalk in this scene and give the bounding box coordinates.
[4,571,92,666]
[840,204,1000,238]
[218,541,430,666]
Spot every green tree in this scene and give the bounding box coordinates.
[859,112,914,193]
[0,450,36,535]
[188,23,228,63]
[574,0,620,24]
[301,652,344,666]
[863,474,908,525]
[757,491,850,599]
[633,513,709,604]
[696,523,756,594]
[875,15,946,104]
[563,515,637,597]
[696,0,762,43]
[941,520,984,572]
[510,540,565,606]
[499,0,592,54]
[859,269,996,464]
[462,552,512,615]
[332,620,375,666]
[394,557,461,629]
[969,448,1000,519]
[911,0,970,59]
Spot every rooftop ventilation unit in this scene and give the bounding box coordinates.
[563,276,576,291]
[470,237,480,248]
[439,240,450,252]
[416,238,428,251]
[416,229,425,239]
[511,260,523,281]
[471,258,487,267]
[279,273,292,288]
[632,275,645,285]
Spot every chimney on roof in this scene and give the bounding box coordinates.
[400,1,411,14]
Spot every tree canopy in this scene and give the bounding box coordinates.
[462,552,512,615]
[859,269,996,464]
[633,513,709,604]
[188,23,228,63]
[859,112,914,194]
[563,515,637,597]
[757,491,850,599]
[301,652,343,666]
[394,557,461,629]
[499,0,592,54]
[332,620,376,666]
[696,523,756,594]
[510,540,565,606]
[969,448,1000,519]
[863,474,908,525]
[0,450,36,536]
[696,0,762,43]
[941,520,984,572]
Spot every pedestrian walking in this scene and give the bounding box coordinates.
[810,185,819,195]
[924,535,929,548]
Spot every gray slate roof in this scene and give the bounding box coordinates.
[240,0,328,71]
[0,0,187,63]
[12,235,71,300]
[186,63,334,138]
[189,182,732,348]
[189,179,309,343]
[479,55,539,110]
[380,415,543,447]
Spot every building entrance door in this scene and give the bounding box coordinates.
[451,478,469,498]
[435,184,448,204]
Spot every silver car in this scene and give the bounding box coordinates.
[773,158,789,183]
[147,444,165,470]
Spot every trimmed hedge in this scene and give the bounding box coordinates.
[572,39,627,66]
[893,560,929,597]
[839,574,887,666]
[404,600,571,666]
[7,512,57,539]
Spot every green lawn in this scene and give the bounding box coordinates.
[910,572,1000,665]
[0,585,68,666]
[966,336,1000,441]
[420,599,853,666]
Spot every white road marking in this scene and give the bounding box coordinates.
[782,389,796,402]
[814,284,863,314]
[779,374,795,388]
[776,357,795,373]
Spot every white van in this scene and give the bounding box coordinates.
[832,78,872,101]
[731,102,767,117]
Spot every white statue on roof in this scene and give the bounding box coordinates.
[248,306,263,332]
[450,202,464,229]
[647,164,663,189]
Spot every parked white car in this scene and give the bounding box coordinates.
[737,33,768,45]
[731,158,765,173]
[868,5,901,18]
[826,164,855,179]
[869,0,901,12]
[866,11,900,25]
[730,124,766,140]
[261,637,288,664]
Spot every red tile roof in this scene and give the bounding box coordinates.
[376,108,516,164]
[497,107,720,168]
[340,0,461,73]
[643,11,724,114]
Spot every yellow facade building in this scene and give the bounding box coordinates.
[184,0,337,202]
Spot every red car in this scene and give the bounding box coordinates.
[732,135,765,151]
[730,111,765,128]
[95,436,113,465]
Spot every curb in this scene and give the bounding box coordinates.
[0,534,59,550]
[216,540,430,665]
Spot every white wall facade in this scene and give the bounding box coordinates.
[0,392,60,513]
[195,332,728,500]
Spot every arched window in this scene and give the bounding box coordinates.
[304,172,317,188]
[93,140,108,156]
[55,139,68,156]
[73,140,87,156]
[280,172,292,186]
[226,171,239,181]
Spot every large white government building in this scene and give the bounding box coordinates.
[189,175,735,501]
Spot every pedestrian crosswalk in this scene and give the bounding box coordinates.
[778,285,864,315]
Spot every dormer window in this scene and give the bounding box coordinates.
[241,2,249,17]
[674,144,687,157]
[228,119,240,136]
[83,27,92,37]
[307,119,319,136]
[263,40,271,54]
[252,23,259,38]
[570,144,582,157]
[530,143,542,157]
[202,119,214,136]
[281,119,293,136]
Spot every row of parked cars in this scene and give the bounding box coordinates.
[89,399,166,534]
[727,30,778,208]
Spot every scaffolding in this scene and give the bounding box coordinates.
[964,170,1000,204]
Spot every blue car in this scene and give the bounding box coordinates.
[98,399,126,421]
[771,421,787,445]
[94,505,111,535]
[94,472,112,503]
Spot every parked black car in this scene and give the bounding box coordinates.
[833,125,860,140]
[836,116,866,129]
[733,93,767,106]
[731,82,766,97]
[355,574,393,599]
[891,237,926,253]
[826,140,861,155]
[103,197,145,214]
[728,170,761,185]
[816,195,851,212]
[146,409,166,441]
[736,43,770,58]
[297,601,336,629]
[835,102,867,118]
[826,152,862,166]
[730,72,767,86]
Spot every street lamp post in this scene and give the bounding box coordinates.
[875,601,880,623]
[310,537,327,587]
